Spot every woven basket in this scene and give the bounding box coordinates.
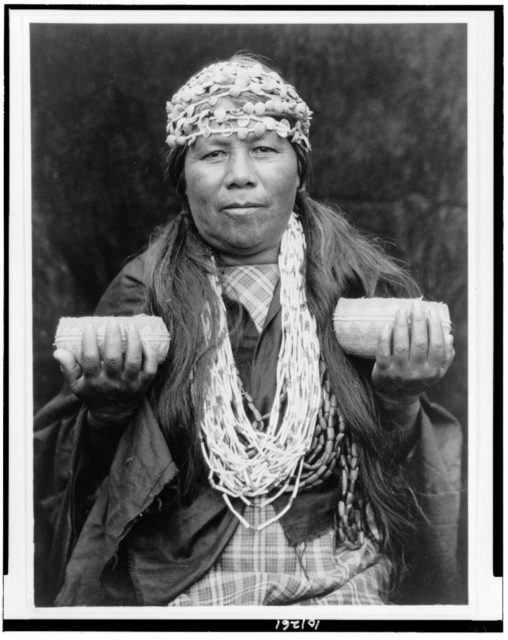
[54,314,170,364]
[333,298,451,359]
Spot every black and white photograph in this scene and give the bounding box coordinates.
[5,4,501,631]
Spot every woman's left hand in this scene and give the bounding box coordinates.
[371,299,455,408]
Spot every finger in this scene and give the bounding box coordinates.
[440,331,455,375]
[103,322,124,376]
[140,340,159,383]
[375,323,393,371]
[392,307,410,368]
[53,348,82,384]
[81,324,101,377]
[124,324,143,380]
[427,308,446,369]
[409,300,428,366]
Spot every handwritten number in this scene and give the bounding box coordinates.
[275,619,320,631]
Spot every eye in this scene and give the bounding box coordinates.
[252,145,277,154]
[202,149,226,160]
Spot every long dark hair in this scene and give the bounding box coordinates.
[144,53,422,576]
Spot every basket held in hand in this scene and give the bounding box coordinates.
[54,314,170,364]
[333,298,452,359]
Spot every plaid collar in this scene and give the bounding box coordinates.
[220,264,280,333]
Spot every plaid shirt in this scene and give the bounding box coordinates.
[168,498,391,606]
[220,264,280,332]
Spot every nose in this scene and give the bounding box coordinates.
[224,147,257,189]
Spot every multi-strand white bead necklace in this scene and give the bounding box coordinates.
[198,213,322,530]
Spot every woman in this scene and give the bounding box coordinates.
[34,54,462,606]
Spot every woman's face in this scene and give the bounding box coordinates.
[184,123,300,265]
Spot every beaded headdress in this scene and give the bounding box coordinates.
[165,59,312,151]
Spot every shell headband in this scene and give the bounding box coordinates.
[165,60,312,151]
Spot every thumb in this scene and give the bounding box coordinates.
[53,348,82,384]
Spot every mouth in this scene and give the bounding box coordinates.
[221,202,264,211]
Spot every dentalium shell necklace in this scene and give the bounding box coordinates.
[198,213,323,530]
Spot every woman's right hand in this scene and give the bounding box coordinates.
[53,322,159,427]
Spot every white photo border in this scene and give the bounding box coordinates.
[4,3,502,629]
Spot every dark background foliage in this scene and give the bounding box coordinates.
[31,22,467,592]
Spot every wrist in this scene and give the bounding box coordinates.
[86,408,135,429]
[375,391,421,431]
[375,391,421,410]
